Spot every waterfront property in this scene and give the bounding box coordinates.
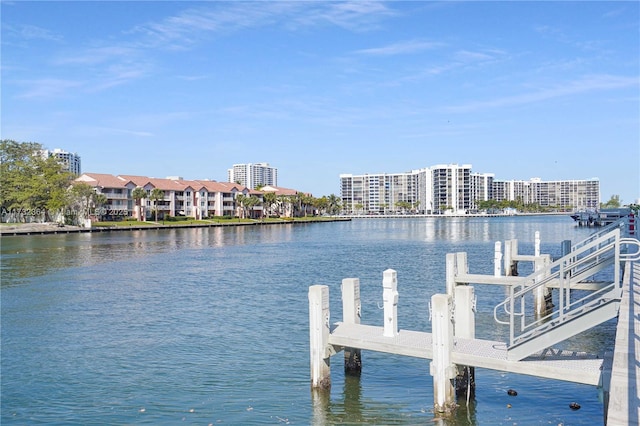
[340,163,600,215]
[73,173,313,221]
[2,216,625,425]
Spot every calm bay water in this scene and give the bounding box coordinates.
[1,216,614,425]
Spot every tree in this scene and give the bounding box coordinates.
[235,193,247,219]
[601,195,622,209]
[263,192,277,217]
[1,140,73,222]
[396,201,412,213]
[315,196,328,215]
[132,187,147,220]
[327,194,341,216]
[244,195,261,218]
[149,188,164,222]
[70,182,96,222]
[92,193,108,221]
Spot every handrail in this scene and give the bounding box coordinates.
[493,227,628,349]
[571,217,625,252]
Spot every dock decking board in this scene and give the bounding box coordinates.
[329,322,603,386]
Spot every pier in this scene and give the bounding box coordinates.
[309,216,640,420]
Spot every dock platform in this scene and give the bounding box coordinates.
[330,322,603,386]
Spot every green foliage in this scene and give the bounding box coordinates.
[132,187,147,204]
[1,139,74,222]
[149,188,164,221]
[601,195,622,209]
[164,216,188,222]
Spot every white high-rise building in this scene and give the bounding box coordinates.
[42,148,81,175]
[228,163,277,189]
[340,164,599,214]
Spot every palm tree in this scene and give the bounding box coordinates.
[132,187,147,220]
[235,193,247,219]
[244,195,261,219]
[263,192,277,217]
[149,188,164,222]
[92,193,108,221]
[327,194,341,216]
[300,193,314,217]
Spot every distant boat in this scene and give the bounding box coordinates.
[570,208,631,227]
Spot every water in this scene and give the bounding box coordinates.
[1,216,613,424]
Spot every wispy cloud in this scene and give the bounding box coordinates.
[440,74,639,113]
[16,78,83,99]
[293,1,397,32]
[354,39,444,56]
[8,1,399,100]
[3,23,63,42]
[130,1,396,49]
[54,46,138,66]
[94,127,154,137]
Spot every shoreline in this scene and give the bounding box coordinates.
[0,213,572,236]
[0,218,351,236]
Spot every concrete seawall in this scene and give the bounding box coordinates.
[0,218,351,236]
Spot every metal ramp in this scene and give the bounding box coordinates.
[494,220,640,361]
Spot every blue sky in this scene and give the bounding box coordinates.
[2,1,639,203]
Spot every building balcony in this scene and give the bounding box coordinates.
[102,192,128,199]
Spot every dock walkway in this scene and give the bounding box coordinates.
[605,260,640,424]
[329,322,603,385]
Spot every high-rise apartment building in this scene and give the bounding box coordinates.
[341,165,600,214]
[228,163,277,189]
[42,148,81,175]
[340,171,423,214]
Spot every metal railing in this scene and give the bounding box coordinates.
[494,225,640,351]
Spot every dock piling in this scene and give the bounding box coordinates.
[382,269,399,337]
[454,286,476,399]
[534,255,552,316]
[309,285,331,389]
[505,239,518,276]
[430,293,457,414]
[494,241,502,276]
[341,278,362,375]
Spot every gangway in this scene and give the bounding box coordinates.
[494,223,640,361]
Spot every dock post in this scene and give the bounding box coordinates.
[430,293,456,414]
[341,278,362,375]
[454,285,476,400]
[494,241,502,276]
[382,269,399,337]
[534,231,540,257]
[309,285,331,389]
[533,255,552,316]
[446,253,456,296]
[505,239,518,276]
[455,252,468,283]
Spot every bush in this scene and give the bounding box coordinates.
[165,216,188,222]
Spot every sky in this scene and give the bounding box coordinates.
[2,1,639,203]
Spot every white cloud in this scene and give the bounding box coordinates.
[354,39,444,56]
[440,74,639,113]
[16,78,83,99]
